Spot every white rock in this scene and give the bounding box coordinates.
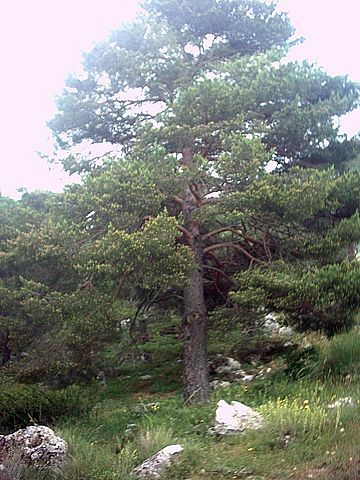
[256,367,272,379]
[133,445,183,479]
[139,374,152,381]
[210,380,231,390]
[209,400,264,435]
[241,374,255,382]
[120,318,131,328]
[214,357,242,375]
[215,365,232,375]
[327,397,355,409]
[263,314,293,337]
[278,326,294,336]
[0,426,68,470]
[226,358,242,370]
[230,370,255,383]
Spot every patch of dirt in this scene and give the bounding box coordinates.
[291,457,360,479]
[130,390,176,400]
[291,467,328,479]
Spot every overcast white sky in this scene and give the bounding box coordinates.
[0,0,359,198]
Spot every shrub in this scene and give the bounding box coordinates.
[0,383,92,432]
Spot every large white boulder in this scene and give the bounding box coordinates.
[133,444,183,479]
[0,426,68,470]
[209,400,264,435]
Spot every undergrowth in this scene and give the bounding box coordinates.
[1,323,359,479]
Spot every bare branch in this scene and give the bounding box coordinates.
[177,225,193,240]
[112,271,128,301]
[174,195,184,205]
[204,241,264,265]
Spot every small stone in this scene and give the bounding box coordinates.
[97,371,107,387]
[241,374,255,382]
[327,397,354,409]
[215,365,233,375]
[210,380,231,390]
[210,355,242,376]
[263,314,293,337]
[139,375,152,381]
[226,358,242,370]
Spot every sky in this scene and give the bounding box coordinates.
[0,0,359,199]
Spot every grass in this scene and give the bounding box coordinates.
[2,324,359,480]
[48,365,359,479]
[315,331,360,378]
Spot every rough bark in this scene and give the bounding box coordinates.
[182,226,210,403]
[181,148,210,403]
[1,331,11,366]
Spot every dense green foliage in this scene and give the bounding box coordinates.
[1,0,360,400]
[0,383,91,431]
[1,2,360,478]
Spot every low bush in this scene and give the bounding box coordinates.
[258,395,330,445]
[0,383,92,432]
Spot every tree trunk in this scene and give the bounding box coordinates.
[181,147,210,403]
[182,223,210,403]
[1,331,11,366]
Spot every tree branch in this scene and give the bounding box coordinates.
[202,226,263,247]
[177,225,193,240]
[204,242,264,265]
[112,271,128,301]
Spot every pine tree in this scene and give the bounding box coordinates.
[49,0,359,402]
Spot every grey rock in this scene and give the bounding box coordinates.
[210,380,231,390]
[209,355,242,375]
[97,371,107,387]
[215,365,233,375]
[263,314,293,337]
[0,426,68,470]
[240,374,255,382]
[133,444,183,479]
[226,357,242,371]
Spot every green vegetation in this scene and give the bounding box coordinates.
[316,331,360,378]
[1,0,360,478]
[0,383,92,431]
[2,0,360,401]
[2,322,357,480]
[0,309,359,479]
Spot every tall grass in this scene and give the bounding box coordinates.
[316,331,360,378]
[135,422,175,459]
[56,427,138,480]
